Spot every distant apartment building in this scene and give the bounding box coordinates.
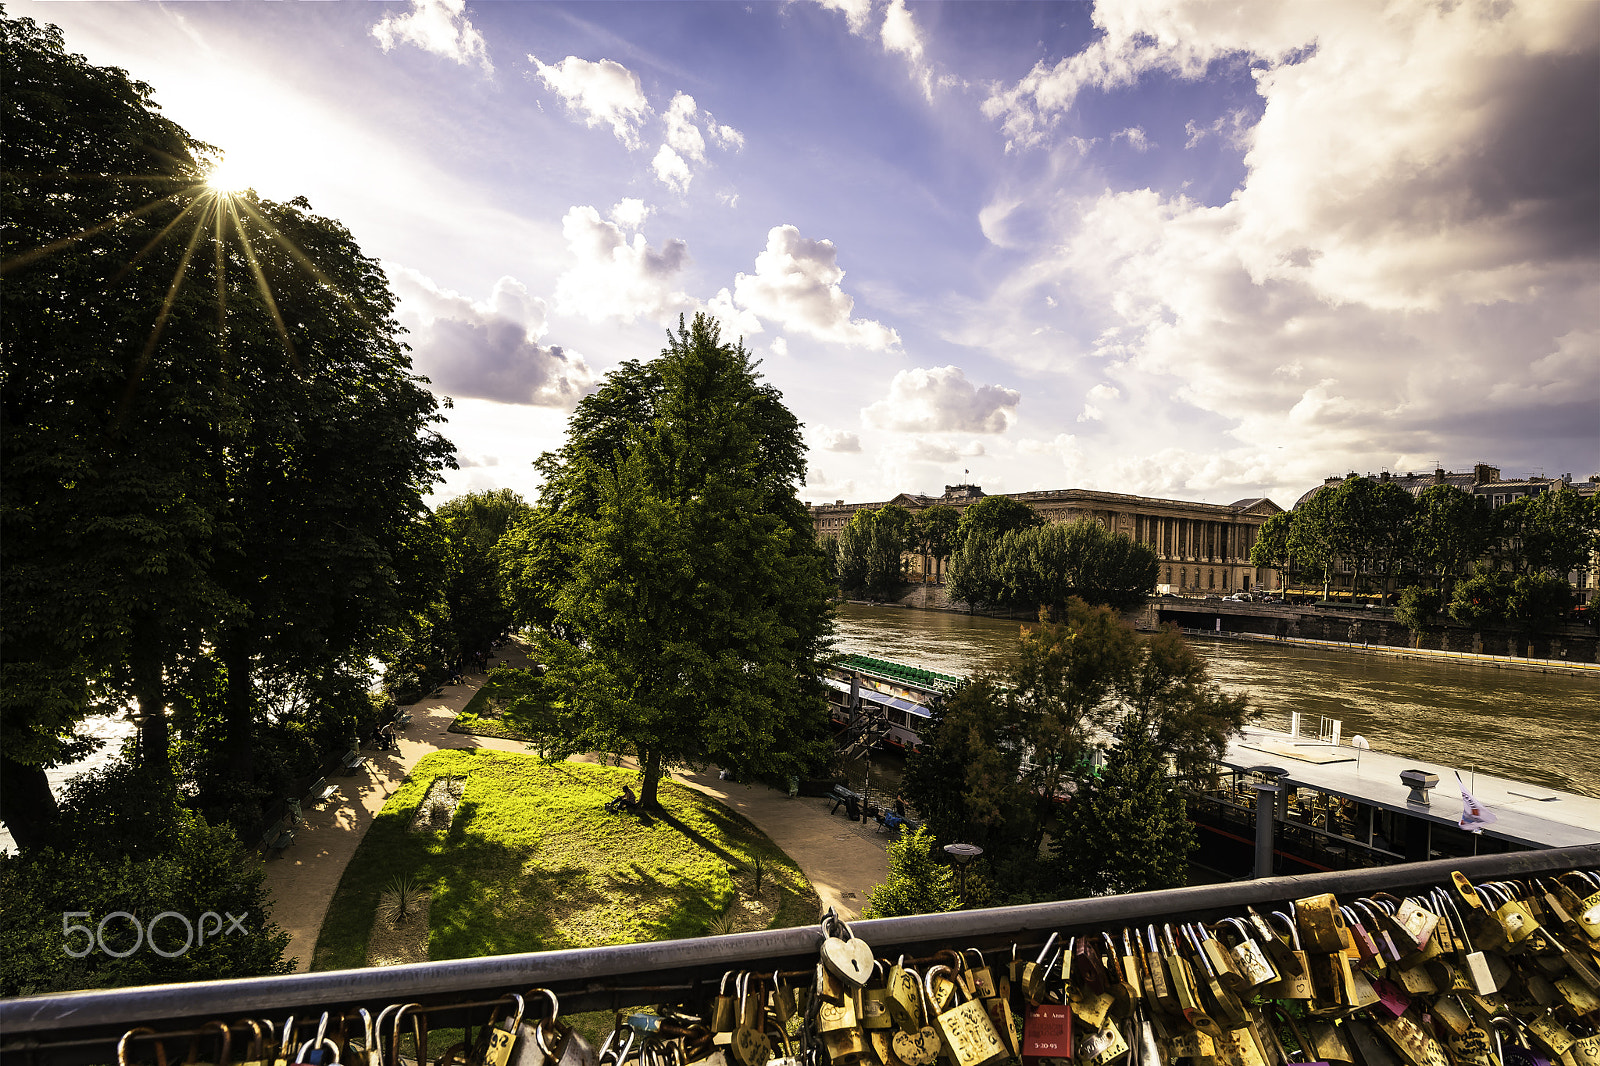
[1293,464,1599,604]
[808,484,1285,595]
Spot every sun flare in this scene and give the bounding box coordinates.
[204,158,250,195]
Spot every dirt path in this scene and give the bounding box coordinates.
[263,644,890,972]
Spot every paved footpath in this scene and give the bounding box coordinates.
[263,642,889,972]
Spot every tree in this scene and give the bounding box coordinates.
[956,495,1042,544]
[1348,480,1415,602]
[434,489,532,659]
[836,505,913,596]
[505,314,834,807]
[1411,485,1493,598]
[1394,585,1443,636]
[1007,518,1157,612]
[914,505,961,582]
[1250,512,1297,579]
[900,678,1029,854]
[1495,488,1594,579]
[860,827,959,919]
[1051,721,1194,898]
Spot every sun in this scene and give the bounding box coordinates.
[204,157,251,195]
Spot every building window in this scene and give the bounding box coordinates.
[1166,567,1173,584]
[1180,569,1187,588]
[1222,572,1229,591]
[1208,570,1215,590]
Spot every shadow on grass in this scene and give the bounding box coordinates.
[603,862,731,942]
[644,805,745,867]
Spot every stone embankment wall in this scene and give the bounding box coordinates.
[842,584,1600,665]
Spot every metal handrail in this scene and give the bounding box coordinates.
[3,845,1595,1064]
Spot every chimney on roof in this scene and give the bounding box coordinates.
[1434,468,1445,484]
[1380,471,1391,481]
[1474,464,1500,484]
[836,500,844,506]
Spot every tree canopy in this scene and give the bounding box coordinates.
[503,314,834,806]
[835,504,914,596]
[947,517,1158,612]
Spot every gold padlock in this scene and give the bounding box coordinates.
[1075,1020,1129,1066]
[1295,894,1353,955]
[1215,918,1279,989]
[924,964,1007,1066]
[886,958,923,1034]
[861,962,893,1032]
[1258,913,1314,1002]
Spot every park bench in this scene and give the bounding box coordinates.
[304,776,339,806]
[341,749,370,775]
[257,815,295,858]
[393,710,413,728]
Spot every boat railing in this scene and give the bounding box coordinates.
[4,845,1595,1065]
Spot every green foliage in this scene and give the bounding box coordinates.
[311,751,818,969]
[837,505,914,595]
[1051,723,1194,898]
[913,506,962,573]
[1412,485,1492,596]
[0,761,292,995]
[1494,488,1596,578]
[501,314,834,805]
[451,666,541,741]
[2,11,452,845]
[861,827,959,919]
[956,496,1043,543]
[377,874,429,927]
[1449,569,1574,631]
[901,602,1246,896]
[947,519,1157,612]
[1249,512,1295,575]
[1394,585,1443,634]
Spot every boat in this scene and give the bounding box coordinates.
[823,653,958,750]
[1189,713,1600,878]
[823,654,1600,874]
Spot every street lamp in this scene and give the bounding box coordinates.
[943,842,984,904]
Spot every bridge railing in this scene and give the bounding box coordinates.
[3,845,1595,1065]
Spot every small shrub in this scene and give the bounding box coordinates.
[377,874,428,927]
[706,909,737,936]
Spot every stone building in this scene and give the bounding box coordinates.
[809,484,1285,594]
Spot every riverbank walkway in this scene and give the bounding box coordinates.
[262,641,890,973]
[1173,627,1600,676]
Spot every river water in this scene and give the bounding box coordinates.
[830,603,1600,799]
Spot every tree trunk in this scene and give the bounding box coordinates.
[0,754,58,851]
[130,624,172,784]
[221,629,255,784]
[639,747,665,809]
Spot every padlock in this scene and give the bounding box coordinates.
[1214,919,1279,989]
[1117,930,1148,1005]
[1439,891,1502,995]
[861,962,894,1031]
[1023,933,1063,1005]
[821,911,875,989]
[1354,901,1406,968]
[712,973,741,1034]
[1370,1012,1446,1066]
[1142,926,1180,1019]
[1023,1004,1074,1061]
[1181,925,1248,1031]
[1525,1016,1576,1058]
[1191,925,1248,995]
[1129,1005,1165,1066]
[1449,1026,1500,1066]
[929,952,963,1015]
[1172,1026,1220,1066]
[892,973,943,1066]
[118,1028,170,1066]
[1258,913,1314,1002]
[1303,1022,1353,1066]
[1488,885,1543,946]
[925,964,1007,1066]
[1493,1016,1554,1066]
[234,1020,272,1066]
[1077,1018,1129,1066]
[1569,1037,1600,1066]
[1247,907,1305,978]
[965,949,999,1002]
[1553,975,1600,1014]
[886,957,924,1033]
[733,974,773,1066]
[478,994,526,1066]
[295,1013,339,1066]
[1161,924,1222,1037]
[1340,907,1381,968]
[818,960,849,1008]
[1431,996,1472,1036]
[530,991,600,1066]
[1295,895,1353,955]
[1395,898,1442,953]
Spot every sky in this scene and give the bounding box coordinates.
[23,0,1600,510]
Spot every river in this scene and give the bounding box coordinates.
[830,602,1600,799]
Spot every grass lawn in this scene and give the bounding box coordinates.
[449,667,535,741]
[311,749,819,972]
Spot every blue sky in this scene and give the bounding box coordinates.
[25,0,1599,508]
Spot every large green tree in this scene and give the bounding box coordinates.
[1411,485,1493,597]
[956,495,1043,543]
[913,505,962,581]
[948,518,1156,613]
[836,505,914,596]
[505,315,834,806]
[1494,487,1595,579]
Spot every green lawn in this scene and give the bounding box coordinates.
[311,750,819,972]
[449,667,535,741]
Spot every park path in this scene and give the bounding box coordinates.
[262,643,889,973]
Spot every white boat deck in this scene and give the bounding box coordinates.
[1220,724,1600,850]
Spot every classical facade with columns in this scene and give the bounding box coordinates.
[810,484,1285,594]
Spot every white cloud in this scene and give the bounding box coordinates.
[530,55,650,149]
[969,0,1600,492]
[1111,126,1153,151]
[770,337,788,357]
[733,225,901,349]
[554,205,693,324]
[663,92,706,163]
[881,0,923,62]
[810,425,863,453]
[707,120,746,151]
[609,197,651,232]
[388,266,593,407]
[371,0,491,72]
[862,366,1021,434]
[812,0,873,36]
[651,144,693,194]
[1078,383,1122,422]
[704,286,764,339]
